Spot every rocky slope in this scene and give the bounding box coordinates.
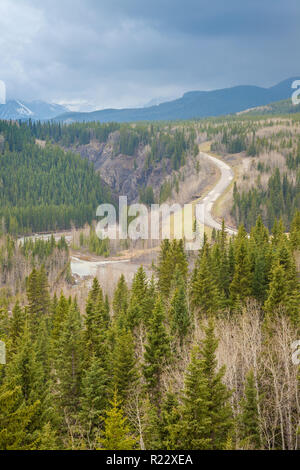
[67,131,217,205]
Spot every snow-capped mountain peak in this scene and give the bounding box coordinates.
[15,100,34,116]
[0,99,68,121]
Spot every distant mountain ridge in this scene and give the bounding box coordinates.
[0,78,298,123]
[54,77,299,123]
[0,100,68,121]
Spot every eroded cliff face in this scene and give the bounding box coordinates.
[67,131,217,204]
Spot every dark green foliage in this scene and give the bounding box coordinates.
[201,320,233,449]
[169,271,190,344]
[0,121,112,235]
[0,212,299,450]
[170,346,211,450]
[143,297,170,398]
[239,370,261,449]
[233,169,300,231]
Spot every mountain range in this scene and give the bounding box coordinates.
[0,77,298,122]
[54,77,298,123]
[0,100,68,121]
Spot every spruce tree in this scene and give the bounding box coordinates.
[290,210,300,250]
[9,302,25,350]
[191,245,220,315]
[169,271,190,345]
[141,396,162,450]
[201,320,233,449]
[0,384,39,450]
[26,266,50,325]
[157,239,172,298]
[230,236,252,304]
[113,275,129,320]
[143,297,170,399]
[264,262,289,315]
[171,346,211,450]
[80,355,109,445]
[3,322,53,444]
[111,328,138,401]
[51,292,69,344]
[239,370,261,449]
[97,391,138,450]
[160,392,181,450]
[55,302,83,412]
[127,266,150,328]
[84,280,108,361]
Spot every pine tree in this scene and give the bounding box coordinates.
[35,317,52,384]
[84,279,108,361]
[4,322,44,405]
[191,245,220,315]
[201,320,233,449]
[290,210,300,250]
[230,235,252,304]
[0,384,39,450]
[80,355,109,444]
[111,328,138,401]
[218,244,231,301]
[160,392,181,450]
[127,266,150,328]
[9,302,25,350]
[251,215,269,247]
[37,422,58,450]
[55,302,83,412]
[169,271,190,345]
[97,391,138,450]
[264,262,289,315]
[271,217,286,247]
[3,321,53,444]
[157,239,172,298]
[239,370,261,449]
[51,292,69,344]
[252,248,269,302]
[0,308,9,339]
[113,275,129,320]
[170,346,211,450]
[141,396,162,450]
[26,266,50,326]
[157,240,188,298]
[143,297,170,399]
[265,260,300,325]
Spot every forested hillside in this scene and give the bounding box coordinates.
[0,215,299,450]
[27,120,197,171]
[18,120,203,205]
[200,115,300,230]
[0,121,112,235]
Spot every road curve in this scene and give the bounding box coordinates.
[197,152,237,235]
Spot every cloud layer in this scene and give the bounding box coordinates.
[0,0,299,110]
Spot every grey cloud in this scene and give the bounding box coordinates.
[0,0,299,110]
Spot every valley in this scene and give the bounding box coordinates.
[0,112,299,452]
[1,0,299,454]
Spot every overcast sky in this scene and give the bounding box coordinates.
[0,0,299,111]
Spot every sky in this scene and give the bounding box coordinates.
[0,0,299,111]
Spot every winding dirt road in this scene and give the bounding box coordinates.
[197,152,237,235]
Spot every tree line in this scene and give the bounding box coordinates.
[0,214,299,450]
[0,121,112,235]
